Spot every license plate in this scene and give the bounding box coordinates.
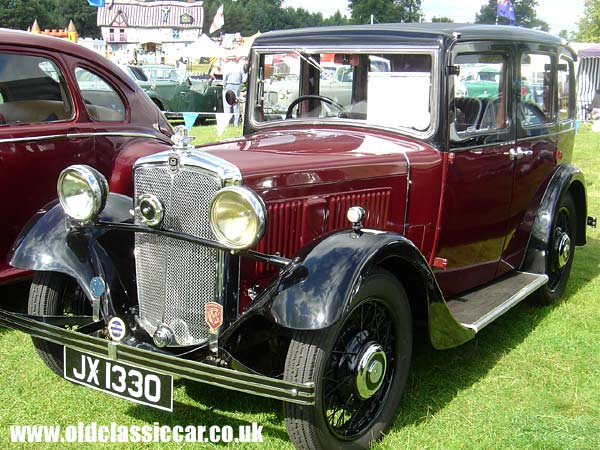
[64,347,173,411]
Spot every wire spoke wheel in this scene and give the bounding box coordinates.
[283,270,412,450]
[322,298,395,439]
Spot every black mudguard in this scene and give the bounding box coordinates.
[522,163,587,274]
[263,229,475,349]
[9,194,134,309]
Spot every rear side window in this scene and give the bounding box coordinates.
[0,53,72,125]
[519,53,553,126]
[75,68,125,121]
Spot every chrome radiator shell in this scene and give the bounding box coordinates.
[133,150,242,346]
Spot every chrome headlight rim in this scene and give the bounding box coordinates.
[209,186,267,251]
[57,164,108,222]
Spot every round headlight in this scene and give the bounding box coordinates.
[57,165,108,222]
[210,186,266,250]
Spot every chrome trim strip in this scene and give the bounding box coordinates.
[401,152,411,236]
[68,131,168,141]
[0,309,314,405]
[135,149,243,185]
[0,134,68,144]
[0,132,168,145]
[450,139,515,153]
[461,272,548,333]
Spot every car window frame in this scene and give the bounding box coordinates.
[0,49,76,127]
[557,54,575,123]
[448,41,515,151]
[248,45,441,141]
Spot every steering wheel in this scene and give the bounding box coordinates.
[286,95,344,119]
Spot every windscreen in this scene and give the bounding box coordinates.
[252,51,435,134]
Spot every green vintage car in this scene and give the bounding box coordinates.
[461,64,501,98]
[123,65,224,122]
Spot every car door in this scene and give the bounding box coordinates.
[498,46,571,271]
[0,49,94,280]
[435,41,517,297]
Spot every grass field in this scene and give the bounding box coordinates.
[1,125,599,449]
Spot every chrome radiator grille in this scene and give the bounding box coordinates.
[134,165,221,346]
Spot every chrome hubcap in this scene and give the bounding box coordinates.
[355,343,387,400]
[556,232,571,269]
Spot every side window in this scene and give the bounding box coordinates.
[75,68,125,121]
[557,56,574,121]
[519,53,553,126]
[0,53,72,124]
[450,53,508,146]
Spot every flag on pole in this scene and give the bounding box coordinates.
[87,0,105,6]
[210,4,224,34]
[497,0,516,25]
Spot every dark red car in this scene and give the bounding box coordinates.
[1,24,592,449]
[0,29,172,284]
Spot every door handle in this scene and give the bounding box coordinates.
[509,147,523,160]
[508,147,532,160]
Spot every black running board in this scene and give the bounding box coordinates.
[446,271,548,333]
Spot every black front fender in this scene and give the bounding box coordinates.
[264,229,474,348]
[9,194,134,306]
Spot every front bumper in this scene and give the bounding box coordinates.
[0,309,314,405]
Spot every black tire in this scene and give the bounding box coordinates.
[283,270,412,450]
[531,193,577,305]
[28,272,90,376]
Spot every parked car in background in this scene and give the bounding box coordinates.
[118,64,150,84]
[460,64,501,98]
[136,64,224,122]
[0,29,173,285]
[263,55,390,114]
[1,24,591,450]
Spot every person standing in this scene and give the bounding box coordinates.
[222,55,244,126]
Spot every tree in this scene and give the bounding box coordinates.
[349,0,422,24]
[324,11,351,26]
[0,0,51,31]
[577,0,600,41]
[432,16,454,23]
[475,0,548,30]
[50,0,101,38]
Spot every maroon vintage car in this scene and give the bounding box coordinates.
[0,29,172,285]
[0,24,592,449]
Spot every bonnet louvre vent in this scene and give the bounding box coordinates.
[254,189,391,274]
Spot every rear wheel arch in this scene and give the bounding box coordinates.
[568,179,587,246]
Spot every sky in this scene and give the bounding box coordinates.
[281,0,585,34]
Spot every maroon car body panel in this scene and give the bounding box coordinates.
[0,30,172,284]
[195,125,442,308]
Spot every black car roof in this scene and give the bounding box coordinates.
[253,23,566,49]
